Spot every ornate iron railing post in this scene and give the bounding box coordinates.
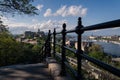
[48,30,51,57]
[61,23,66,76]
[44,40,47,58]
[40,46,43,61]
[53,28,56,57]
[45,30,51,58]
[75,17,84,80]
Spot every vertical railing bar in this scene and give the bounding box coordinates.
[48,30,51,57]
[61,23,66,76]
[44,39,47,59]
[41,46,43,61]
[53,28,56,57]
[75,17,84,80]
[44,30,51,58]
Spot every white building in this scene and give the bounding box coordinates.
[75,42,93,51]
[89,36,96,40]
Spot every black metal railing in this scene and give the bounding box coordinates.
[40,17,120,80]
[40,30,51,61]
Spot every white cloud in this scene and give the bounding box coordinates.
[39,19,67,31]
[32,19,39,23]
[68,5,83,16]
[54,5,67,17]
[44,8,52,17]
[6,19,68,34]
[81,8,87,16]
[36,4,44,11]
[44,5,87,17]
[8,22,29,28]
[1,16,9,22]
[9,27,30,34]
[1,16,69,34]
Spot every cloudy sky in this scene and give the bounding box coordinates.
[1,0,120,35]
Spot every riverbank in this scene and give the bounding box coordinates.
[93,41,120,57]
[95,40,120,45]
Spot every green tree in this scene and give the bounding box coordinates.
[0,18,8,33]
[0,0,40,66]
[0,0,38,15]
[88,44,105,60]
[32,45,41,53]
[0,33,41,66]
[0,0,38,33]
[0,32,23,66]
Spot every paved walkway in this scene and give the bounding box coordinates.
[0,63,52,80]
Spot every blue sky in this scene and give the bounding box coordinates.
[1,0,120,35]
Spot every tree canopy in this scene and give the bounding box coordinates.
[88,44,105,60]
[0,0,38,15]
[0,18,8,33]
[0,0,38,33]
[0,0,40,66]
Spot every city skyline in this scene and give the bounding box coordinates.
[1,0,120,35]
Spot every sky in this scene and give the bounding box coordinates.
[1,0,120,35]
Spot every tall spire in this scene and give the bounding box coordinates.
[38,28,40,33]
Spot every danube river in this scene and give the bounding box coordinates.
[94,41,120,57]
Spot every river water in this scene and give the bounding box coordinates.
[94,41,120,57]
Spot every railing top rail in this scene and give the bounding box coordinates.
[51,19,120,35]
[65,29,76,33]
[82,19,120,31]
[63,46,76,53]
[56,32,61,34]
